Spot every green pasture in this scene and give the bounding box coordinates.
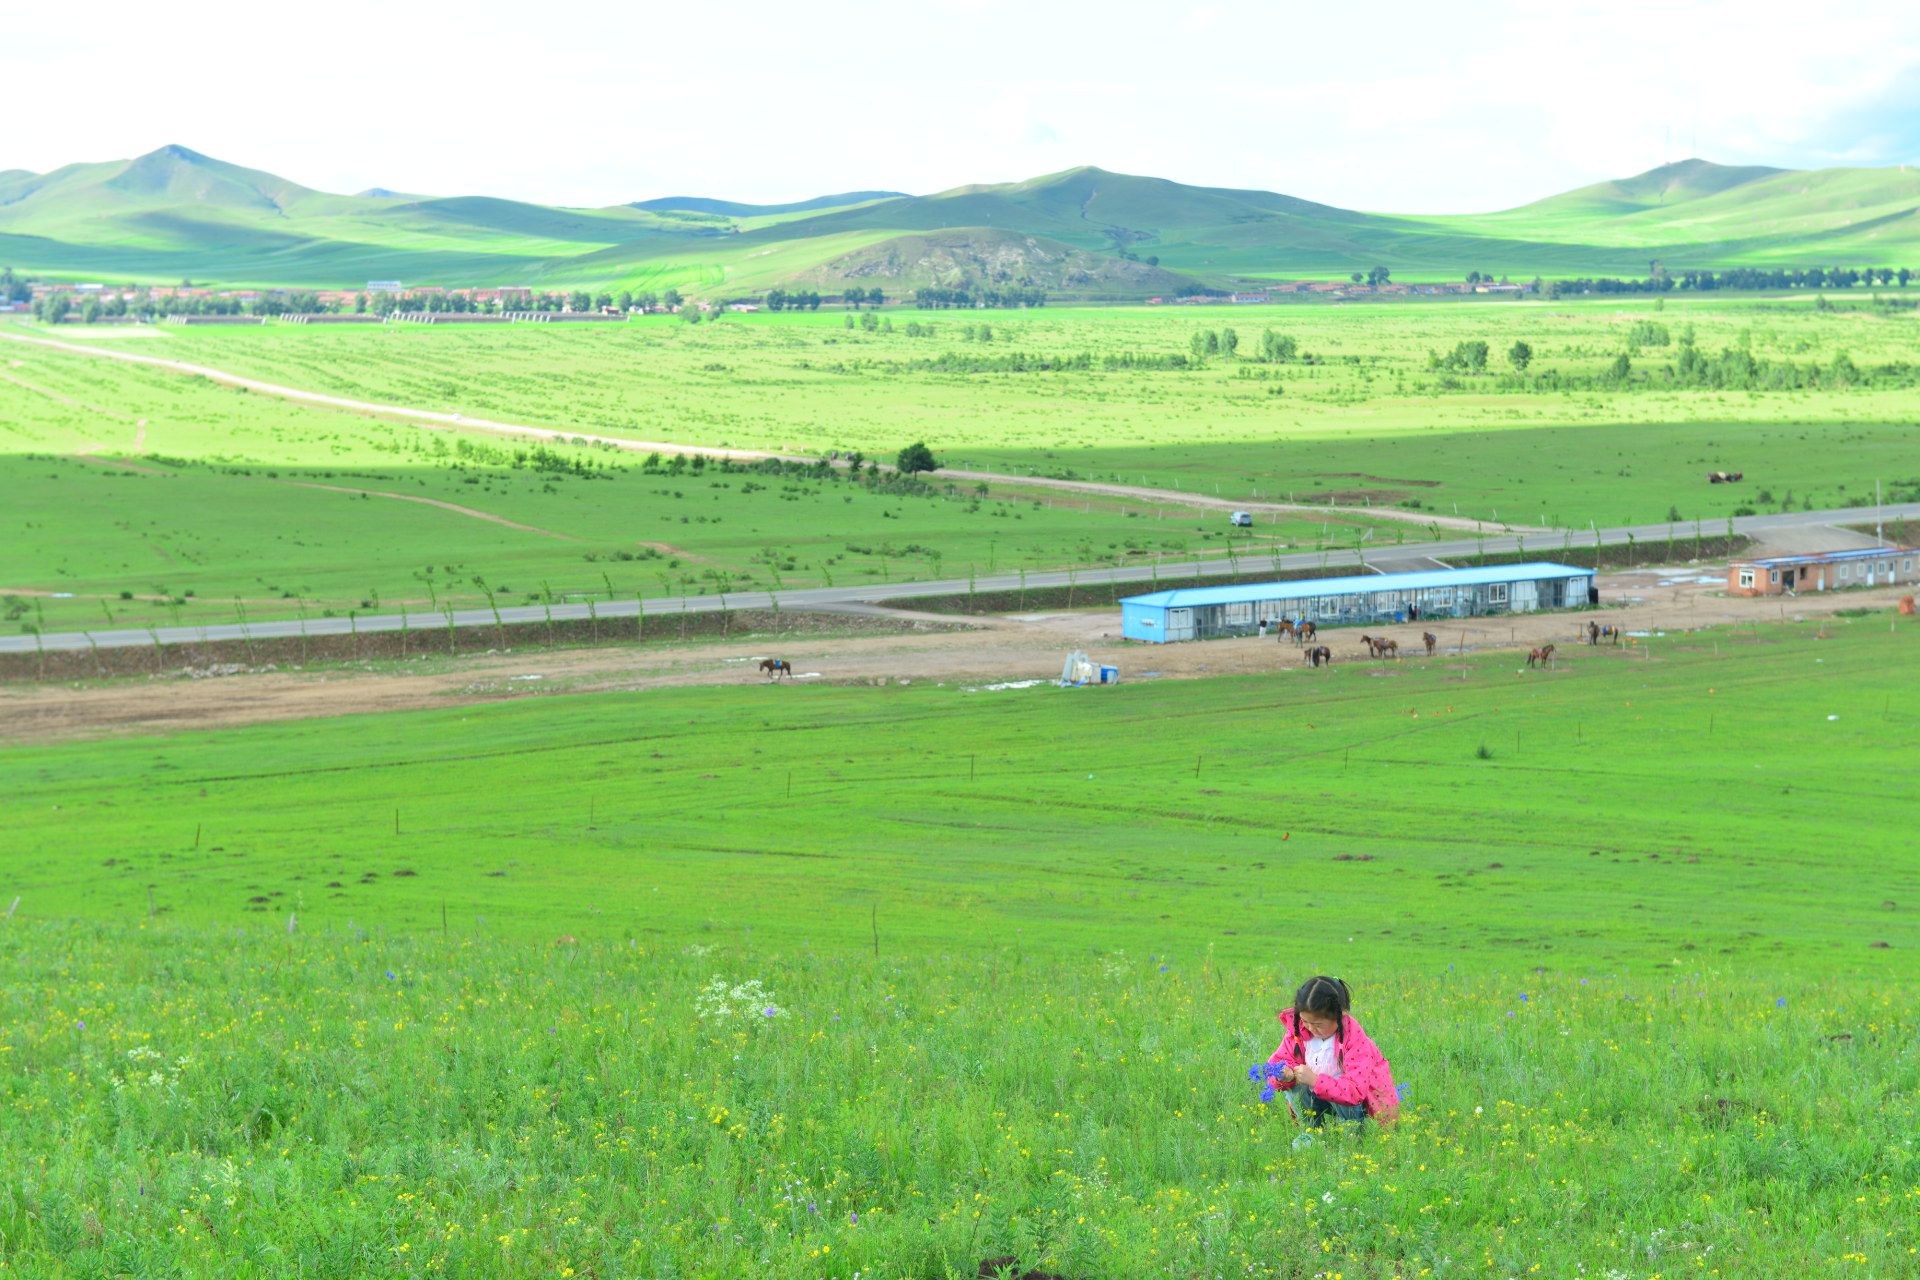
[50,293,1918,525]
[2,620,1915,1276]
[3,344,1377,634]
[9,618,1915,958]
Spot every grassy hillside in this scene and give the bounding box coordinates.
[2,620,1914,1273]
[7,147,1920,292]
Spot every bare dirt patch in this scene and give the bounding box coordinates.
[5,569,1912,745]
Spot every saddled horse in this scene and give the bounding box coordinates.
[1422,631,1438,655]
[759,658,794,680]
[1304,645,1332,668]
[1526,643,1556,669]
[1295,620,1317,644]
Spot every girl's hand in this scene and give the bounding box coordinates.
[1292,1065,1317,1088]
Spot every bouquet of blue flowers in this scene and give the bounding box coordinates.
[1248,1060,1291,1103]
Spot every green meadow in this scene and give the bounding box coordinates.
[2,620,1914,1276]
[4,342,1387,634]
[56,291,1919,527]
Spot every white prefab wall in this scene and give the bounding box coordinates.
[1510,581,1539,612]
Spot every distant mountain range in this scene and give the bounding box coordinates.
[3,145,1918,295]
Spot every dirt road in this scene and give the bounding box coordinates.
[5,568,1909,745]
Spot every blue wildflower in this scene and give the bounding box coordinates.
[762,1006,777,1017]
[385,970,396,980]
[1259,1085,1276,1103]
[1248,1065,1262,1081]
[1265,1062,1287,1079]
[1775,997,1787,1008]
[1519,992,1529,1002]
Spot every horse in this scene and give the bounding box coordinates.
[1273,619,1296,642]
[1587,620,1601,645]
[759,658,793,680]
[1377,637,1399,659]
[1526,644,1555,668]
[1422,631,1437,655]
[1296,620,1317,644]
[1305,645,1332,668]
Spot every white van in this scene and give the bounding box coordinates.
[1229,511,1253,527]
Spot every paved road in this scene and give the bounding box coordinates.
[9,505,1914,654]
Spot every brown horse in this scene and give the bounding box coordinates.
[1295,620,1316,644]
[1273,619,1296,642]
[1587,620,1601,645]
[1526,644,1555,668]
[1305,645,1332,667]
[1422,631,1437,655]
[759,658,793,680]
[1361,634,1399,659]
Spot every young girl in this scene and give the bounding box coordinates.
[1258,975,1399,1127]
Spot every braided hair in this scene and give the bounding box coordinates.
[1292,975,1352,1047]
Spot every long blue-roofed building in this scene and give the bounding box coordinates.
[1119,562,1596,643]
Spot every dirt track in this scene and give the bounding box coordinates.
[4,568,1909,744]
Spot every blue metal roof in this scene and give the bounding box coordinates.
[1120,562,1591,608]
[1737,546,1912,569]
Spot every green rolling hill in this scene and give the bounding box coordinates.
[3,146,1918,295]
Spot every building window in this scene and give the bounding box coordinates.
[1488,583,1509,604]
[1770,569,1780,583]
[1738,569,1755,589]
[1904,560,1913,573]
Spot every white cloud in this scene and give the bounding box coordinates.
[4,0,1917,211]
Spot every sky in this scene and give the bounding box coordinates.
[8,0,1920,212]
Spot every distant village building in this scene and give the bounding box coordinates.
[1726,547,1917,597]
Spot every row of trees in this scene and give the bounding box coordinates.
[1187,328,1305,363]
[911,287,1047,309]
[1544,265,1914,297]
[763,290,823,312]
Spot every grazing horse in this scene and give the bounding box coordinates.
[759,658,793,680]
[1305,645,1332,668]
[1526,643,1555,668]
[1422,631,1437,655]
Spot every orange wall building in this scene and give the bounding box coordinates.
[1727,547,1918,596]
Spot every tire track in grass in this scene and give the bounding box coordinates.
[271,479,581,541]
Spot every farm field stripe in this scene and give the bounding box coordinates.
[0,327,1489,532]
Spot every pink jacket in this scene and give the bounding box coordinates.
[1267,1007,1400,1122]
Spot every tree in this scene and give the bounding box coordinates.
[615,290,633,312]
[1508,340,1533,372]
[896,441,938,475]
[1260,330,1297,362]
[1366,265,1391,287]
[1466,271,1482,285]
[1203,329,1220,356]
[859,310,879,331]
[1190,331,1208,361]
[663,288,684,310]
[1349,272,1363,284]
[1220,327,1238,357]
[845,287,866,308]
[766,289,787,312]
[867,287,885,307]
[1608,353,1632,381]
